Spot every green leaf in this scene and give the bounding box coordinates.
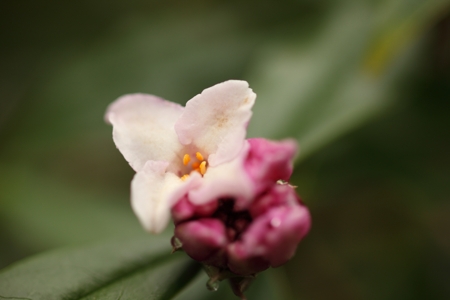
[247,1,450,161]
[0,234,292,300]
[0,163,144,251]
[173,266,293,300]
[0,236,202,300]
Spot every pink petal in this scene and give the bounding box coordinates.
[175,218,228,262]
[262,205,311,267]
[105,93,184,172]
[171,196,219,224]
[174,80,256,167]
[171,196,196,224]
[249,183,300,218]
[227,243,270,275]
[131,161,202,233]
[245,138,297,194]
[229,204,311,269]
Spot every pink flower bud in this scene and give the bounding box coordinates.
[172,196,219,224]
[229,204,311,271]
[195,199,219,217]
[171,196,195,224]
[249,183,299,218]
[171,137,311,291]
[226,243,270,275]
[245,138,297,194]
[175,218,228,262]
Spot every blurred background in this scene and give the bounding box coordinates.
[0,0,449,299]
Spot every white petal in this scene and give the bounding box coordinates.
[188,142,253,209]
[105,94,184,172]
[174,80,256,167]
[131,161,202,233]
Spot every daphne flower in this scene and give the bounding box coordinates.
[106,80,311,296]
[105,81,256,233]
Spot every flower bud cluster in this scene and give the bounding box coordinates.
[171,138,311,276]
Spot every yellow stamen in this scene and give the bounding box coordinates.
[181,174,190,181]
[199,161,206,175]
[191,162,200,169]
[196,152,204,161]
[183,154,191,166]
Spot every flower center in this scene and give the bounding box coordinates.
[180,151,207,181]
[213,199,252,241]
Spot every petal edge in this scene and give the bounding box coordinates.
[175,80,256,167]
[106,93,184,172]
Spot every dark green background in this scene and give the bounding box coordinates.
[1,1,449,299]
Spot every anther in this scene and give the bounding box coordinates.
[181,174,190,181]
[199,161,206,175]
[183,154,191,166]
[191,162,200,169]
[196,152,204,161]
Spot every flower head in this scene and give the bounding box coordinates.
[105,81,256,233]
[106,80,311,297]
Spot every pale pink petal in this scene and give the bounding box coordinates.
[131,161,202,233]
[105,93,184,172]
[175,80,256,167]
[187,142,253,209]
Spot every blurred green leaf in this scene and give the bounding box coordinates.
[0,233,291,300]
[1,9,257,160]
[0,163,143,251]
[247,1,450,161]
[173,268,291,300]
[0,236,201,300]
